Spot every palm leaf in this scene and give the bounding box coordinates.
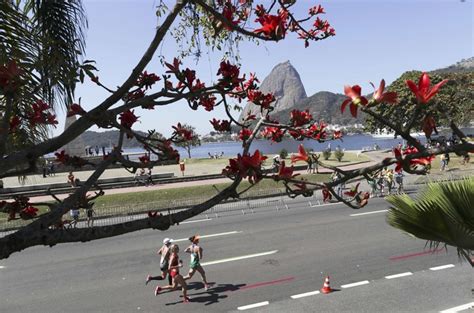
[386,177,474,265]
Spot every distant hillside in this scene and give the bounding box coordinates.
[81,130,148,149]
[431,57,474,74]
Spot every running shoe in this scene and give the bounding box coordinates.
[183,296,190,303]
[145,275,152,285]
[204,284,209,291]
[154,286,162,296]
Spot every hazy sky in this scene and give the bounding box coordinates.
[55,0,473,137]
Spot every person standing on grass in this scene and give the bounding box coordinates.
[146,238,173,286]
[70,208,79,228]
[154,244,190,303]
[183,235,210,291]
[86,206,95,227]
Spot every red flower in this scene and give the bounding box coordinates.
[322,188,332,202]
[276,161,299,180]
[332,130,342,140]
[344,183,360,197]
[222,150,267,184]
[370,79,398,104]
[137,71,160,90]
[125,89,145,102]
[422,116,438,138]
[309,5,325,15]
[200,94,217,111]
[172,123,194,141]
[55,150,70,164]
[119,110,139,129]
[341,85,368,118]
[247,90,275,110]
[139,155,150,164]
[291,144,309,163]
[254,13,287,40]
[67,103,86,117]
[305,121,327,142]
[288,129,304,140]
[239,128,252,141]
[0,60,23,93]
[406,72,448,104]
[290,109,312,127]
[20,206,39,220]
[261,127,284,142]
[210,119,231,132]
[217,60,244,87]
[393,147,434,172]
[165,58,181,74]
[28,100,57,126]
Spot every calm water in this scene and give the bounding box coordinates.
[124,134,422,159]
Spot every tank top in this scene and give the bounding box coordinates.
[189,244,200,268]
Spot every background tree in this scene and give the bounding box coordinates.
[173,123,201,158]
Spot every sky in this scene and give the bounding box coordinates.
[54,0,473,137]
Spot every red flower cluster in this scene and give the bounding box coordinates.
[261,127,284,142]
[19,206,39,220]
[422,115,438,138]
[406,72,448,104]
[254,10,288,40]
[290,109,312,127]
[371,79,398,104]
[305,121,327,142]
[247,90,275,110]
[172,123,194,141]
[322,188,332,202]
[139,155,150,164]
[1,196,32,221]
[217,60,244,88]
[393,146,434,173]
[0,60,23,94]
[239,128,252,141]
[55,150,90,168]
[309,5,325,15]
[199,94,217,111]
[341,85,368,118]
[332,130,343,140]
[119,110,139,129]
[28,100,58,127]
[9,116,21,132]
[275,161,299,180]
[125,89,145,102]
[160,140,180,162]
[222,150,267,184]
[210,118,231,132]
[344,183,360,198]
[137,71,160,90]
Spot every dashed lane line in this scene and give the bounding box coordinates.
[0,265,4,269]
[439,302,474,313]
[350,209,388,217]
[430,264,455,271]
[340,280,370,288]
[202,250,278,266]
[173,231,242,243]
[385,272,413,279]
[237,301,269,311]
[181,218,212,224]
[291,290,320,299]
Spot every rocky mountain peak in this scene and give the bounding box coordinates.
[239,60,307,121]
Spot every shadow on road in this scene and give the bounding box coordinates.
[165,282,246,306]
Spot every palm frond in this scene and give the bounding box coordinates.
[386,177,474,265]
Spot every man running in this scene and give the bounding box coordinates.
[183,235,210,291]
[146,238,173,285]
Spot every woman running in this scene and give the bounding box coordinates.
[146,238,173,285]
[183,235,209,290]
[154,244,189,303]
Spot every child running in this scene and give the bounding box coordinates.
[154,244,189,303]
[183,235,210,291]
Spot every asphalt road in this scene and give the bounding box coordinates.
[1,197,472,313]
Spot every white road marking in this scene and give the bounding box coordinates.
[385,272,413,279]
[340,280,370,288]
[350,209,388,217]
[440,302,474,313]
[238,301,269,311]
[181,218,212,224]
[202,250,278,266]
[430,264,455,271]
[173,231,242,243]
[0,265,5,269]
[291,290,320,299]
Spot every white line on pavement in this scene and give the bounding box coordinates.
[173,231,242,243]
[385,272,413,279]
[0,265,5,269]
[350,209,388,217]
[340,280,370,288]
[291,290,320,299]
[202,250,278,266]
[440,302,474,313]
[430,264,455,271]
[181,218,212,224]
[238,301,270,311]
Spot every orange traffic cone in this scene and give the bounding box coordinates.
[320,276,333,294]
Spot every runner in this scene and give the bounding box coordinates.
[146,238,173,285]
[154,244,190,303]
[183,235,209,291]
